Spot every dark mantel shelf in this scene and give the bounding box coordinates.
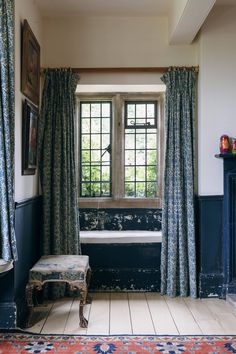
[215,153,236,159]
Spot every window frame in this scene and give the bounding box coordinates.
[76,92,164,209]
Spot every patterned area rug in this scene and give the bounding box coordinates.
[0,333,236,353]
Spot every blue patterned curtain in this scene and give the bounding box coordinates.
[0,0,17,262]
[161,68,197,298]
[38,69,80,257]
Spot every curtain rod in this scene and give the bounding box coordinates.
[40,66,199,74]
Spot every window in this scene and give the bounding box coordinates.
[80,101,112,197]
[124,101,158,198]
[77,92,164,208]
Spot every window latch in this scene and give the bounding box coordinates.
[101,144,111,157]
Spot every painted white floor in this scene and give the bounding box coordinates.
[27,292,236,335]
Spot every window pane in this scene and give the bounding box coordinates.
[91,118,100,133]
[91,134,100,149]
[125,166,135,181]
[147,134,156,148]
[125,134,135,149]
[125,182,135,197]
[91,166,100,181]
[81,166,90,181]
[147,182,157,197]
[125,150,135,165]
[147,166,156,181]
[102,166,110,181]
[81,135,90,149]
[136,150,145,165]
[147,104,155,118]
[91,150,100,163]
[136,182,145,197]
[82,150,90,164]
[102,183,110,196]
[102,152,110,164]
[102,103,110,117]
[91,103,101,117]
[127,104,135,118]
[136,104,145,118]
[136,166,145,181]
[91,183,101,196]
[147,150,157,165]
[147,118,155,126]
[127,119,135,127]
[136,134,145,149]
[102,134,110,149]
[82,119,90,133]
[102,118,110,133]
[126,128,135,134]
[81,103,90,118]
[81,183,91,197]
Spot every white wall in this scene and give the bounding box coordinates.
[15,0,42,201]
[42,16,197,84]
[198,5,236,195]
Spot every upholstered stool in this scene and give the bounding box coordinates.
[26,255,91,328]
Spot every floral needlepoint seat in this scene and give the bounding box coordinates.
[26,255,91,328]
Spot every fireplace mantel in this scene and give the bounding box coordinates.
[215,154,236,159]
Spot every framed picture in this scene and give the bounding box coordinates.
[22,99,38,175]
[21,19,40,106]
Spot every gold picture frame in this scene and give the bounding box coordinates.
[21,19,40,106]
[22,99,38,175]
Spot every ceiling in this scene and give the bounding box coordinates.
[35,0,172,17]
[35,0,236,18]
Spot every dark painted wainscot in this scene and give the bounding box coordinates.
[198,154,236,298]
[0,196,42,329]
[80,208,162,292]
[197,195,224,298]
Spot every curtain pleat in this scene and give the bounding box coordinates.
[38,69,80,257]
[0,0,17,262]
[161,68,197,298]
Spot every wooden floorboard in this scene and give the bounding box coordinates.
[146,293,179,335]
[26,293,236,335]
[164,296,203,335]
[86,293,110,335]
[110,293,132,334]
[41,298,73,334]
[128,293,155,334]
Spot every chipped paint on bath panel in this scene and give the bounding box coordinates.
[79,208,162,231]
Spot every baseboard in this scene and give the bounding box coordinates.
[199,273,224,298]
[0,302,17,329]
[15,295,29,328]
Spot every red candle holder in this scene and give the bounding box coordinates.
[220,135,230,154]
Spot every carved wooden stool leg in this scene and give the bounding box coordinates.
[79,287,88,328]
[86,268,92,304]
[25,283,34,328]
